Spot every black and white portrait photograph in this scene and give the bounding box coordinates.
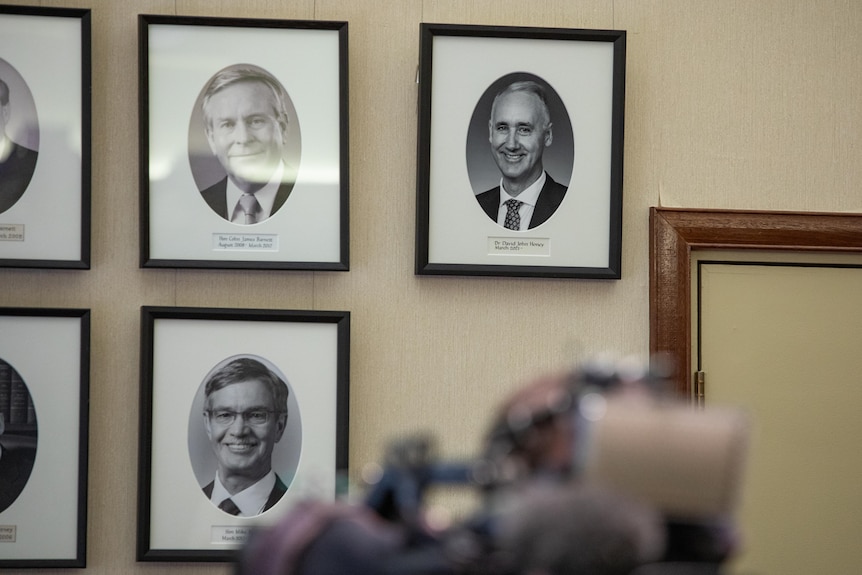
[187,354,302,518]
[0,358,37,515]
[0,308,89,568]
[138,307,349,561]
[416,24,625,278]
[188,64,301,225]
[466,72,574,231]
[140,16,348,270]
[0,60,39,216]
[0,6,90,269]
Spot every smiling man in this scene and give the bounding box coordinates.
[199,65,295,224]
[202,357,290,517]
[476,80,568,230]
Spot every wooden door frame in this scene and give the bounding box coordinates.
[649,207,862,396]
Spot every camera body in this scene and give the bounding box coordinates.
[237,359,750,575]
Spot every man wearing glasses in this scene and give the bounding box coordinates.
[202,356,289,517]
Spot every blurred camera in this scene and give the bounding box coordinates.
[236,357,750,575]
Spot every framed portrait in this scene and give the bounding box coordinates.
[137,306,350,561]
[0,307,90,567]
[139,15,349,270]
[415,24,626,278]
[0,7,91,269]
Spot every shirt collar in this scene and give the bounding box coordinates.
[499,171,546,208]
[210,470,277,517]
[0,137,10,163]
[227,161,285,223]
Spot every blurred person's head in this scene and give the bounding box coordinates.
[498,483,666,575]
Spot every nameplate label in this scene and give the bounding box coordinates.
[210,525,251,545]
[0,224,24,242]
[488,237,550,256]
[212,233,278,252]
[0,525,17,542]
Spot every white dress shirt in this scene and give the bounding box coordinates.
[495,171,547,231]
[227,162,285,224]
[209,470,277,517]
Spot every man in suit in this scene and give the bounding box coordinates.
[0,77,38,214]
[201,357,290,516]
[476,80,567,230]
[199,65,295,224]
[0,412,36,514]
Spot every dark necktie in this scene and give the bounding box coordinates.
[238,193,262,224]
[218,498,241,516]
[504,199,523,230]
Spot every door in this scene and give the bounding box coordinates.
[696,254,862,574]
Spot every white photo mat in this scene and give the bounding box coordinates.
[138,307,349,561]
[0,7,89,268]
[141,16,348,269]
[416,24,625,278]
[0,309,88,567]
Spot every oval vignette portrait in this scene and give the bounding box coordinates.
[465,72,574,231]
[187,354,302,517]
[0,57,40,215]
[187,63,302,225]
[0,358,38,514]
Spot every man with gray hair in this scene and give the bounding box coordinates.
[201,356,290,517]
[476,80,568,230]
[199,65,295,224]
[0,76,38,214]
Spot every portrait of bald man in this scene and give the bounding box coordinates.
[475,79,569,231]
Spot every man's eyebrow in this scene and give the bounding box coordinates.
[494,120,535,127]
[209,404,271,410]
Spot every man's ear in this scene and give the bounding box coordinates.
[203,411,213,441]
[544,122,554,147]
[274,412,287,442]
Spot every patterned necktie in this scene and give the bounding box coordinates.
[218,498,241,516]
[504,199,523,230]
[238,193,262,225]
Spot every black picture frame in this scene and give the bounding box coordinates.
[415,23,625,278]
[139,15,349,270]
[0,6,91,269]
[137,306,350,561]
[0,307,90,567]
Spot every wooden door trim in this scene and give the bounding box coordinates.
[649,207,862,396]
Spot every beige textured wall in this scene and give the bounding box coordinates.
[0,0,860,573]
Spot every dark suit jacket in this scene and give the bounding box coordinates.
[200,176,294,222]
[203,473,288,515]
[0,445,36,514]
[476,173,568,229]
[0,141,38,214]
